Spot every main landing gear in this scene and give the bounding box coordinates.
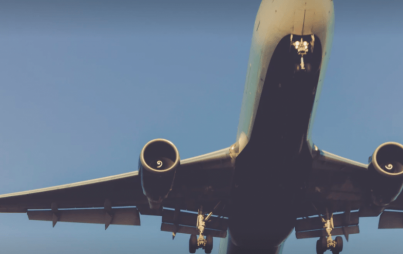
[189,207,213,253]
[316,213,343,254]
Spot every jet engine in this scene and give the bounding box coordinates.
[139,139,180,209]
[368,142,403,206]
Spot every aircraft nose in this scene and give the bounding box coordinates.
[289,0,334,36]
[258,0,334,36]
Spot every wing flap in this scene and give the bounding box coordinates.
[296,212,359,232]
[162,209,228,231]
[378,211,403,229]
[160,208,228,238]
[295,225,359,239]
[27,207,140,226]
[160,223,227,238]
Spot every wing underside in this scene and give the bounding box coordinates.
[0,147,233,236]
[296,144,403,240]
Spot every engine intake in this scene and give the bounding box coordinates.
[139,139,180,209]
[368,142,403,206]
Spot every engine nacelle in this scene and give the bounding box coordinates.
[139,139,180,210]
[368,142,403,206]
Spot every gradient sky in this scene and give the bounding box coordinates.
[0,1,402,253]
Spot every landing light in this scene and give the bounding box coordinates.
[292,38,309,55]
[291,35,315,71]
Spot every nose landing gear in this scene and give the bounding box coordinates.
[292,35,314,71]
[290,34,316,73]
[316,214,343,254]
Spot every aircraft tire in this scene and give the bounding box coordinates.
[321,237,327,250]
[335,236,343,252]
[205,235,213,253]
[316,239,324,254]
[189,235,197,253]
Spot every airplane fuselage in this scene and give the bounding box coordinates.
[219,1,334,253]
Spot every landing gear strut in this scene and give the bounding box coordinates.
[316,213,343,254]
[188,206,214,253]
[290,34,315,73]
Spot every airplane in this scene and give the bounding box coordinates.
[0,0,403,254]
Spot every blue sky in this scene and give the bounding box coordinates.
[0,0,402,253]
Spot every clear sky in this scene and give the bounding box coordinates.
[0,0,402,253]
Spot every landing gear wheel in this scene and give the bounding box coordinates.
[335,236,343,252]
[321,236,328,250]
[205,235,213,253]
[189,234,197,253]
[316,239,324,254]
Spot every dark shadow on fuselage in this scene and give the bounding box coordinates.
[228,34,322,250]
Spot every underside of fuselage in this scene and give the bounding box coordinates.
[248,34,322,158]
[226,34,323,252]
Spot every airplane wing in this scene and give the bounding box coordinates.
[3,139,403,244]
[295,142,403,240]
[0,171,146,212]
[0,139,233,236]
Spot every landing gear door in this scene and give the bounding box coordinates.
[293,9,318,36]
[293,9,306,35]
